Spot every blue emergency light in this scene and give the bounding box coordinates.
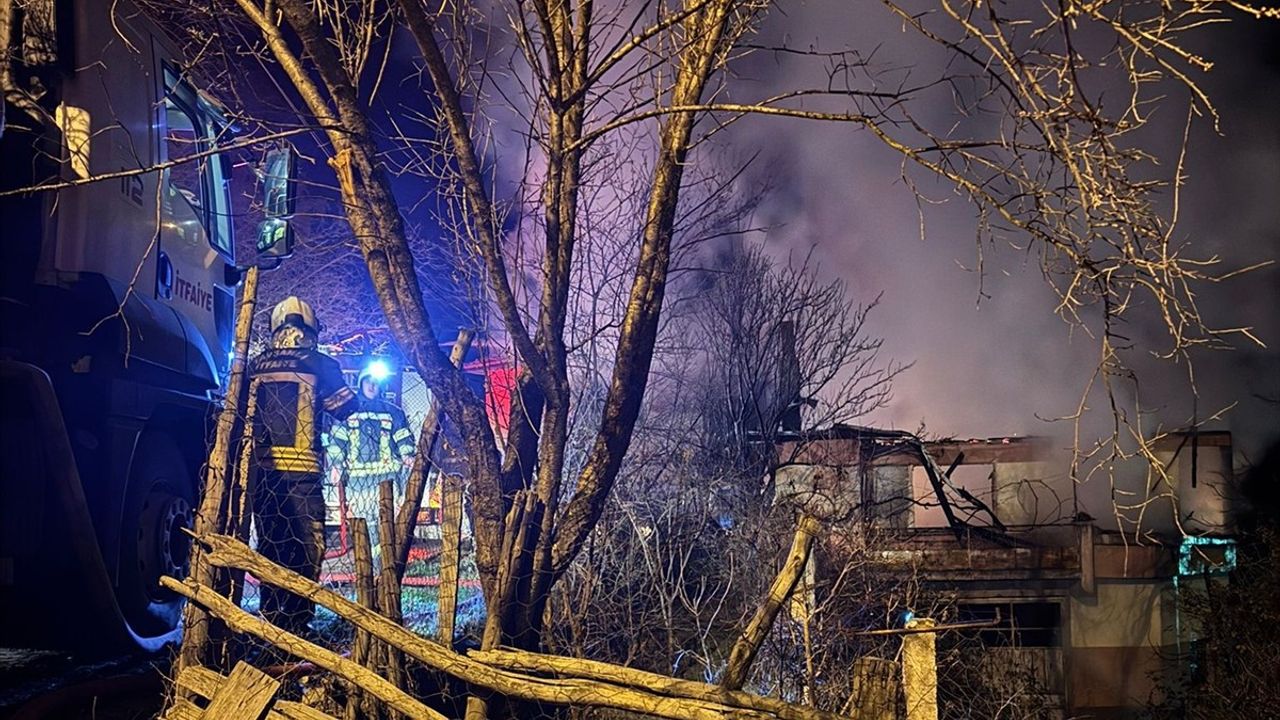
[365,359,393,382]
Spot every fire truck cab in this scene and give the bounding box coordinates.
[1,0,279,653]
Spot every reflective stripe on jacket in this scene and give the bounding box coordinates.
[251,347,358,472]
[328,398,415,477]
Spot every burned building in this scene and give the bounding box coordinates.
[773,426,1236,719]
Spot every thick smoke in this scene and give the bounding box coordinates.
[721,2,1279,470]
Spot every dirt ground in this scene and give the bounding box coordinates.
[0,648,169,719]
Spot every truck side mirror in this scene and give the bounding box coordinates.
[256,147,296,258]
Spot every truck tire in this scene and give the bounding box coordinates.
[115,434,195,642]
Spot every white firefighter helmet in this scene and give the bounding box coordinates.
[270,296,319,335]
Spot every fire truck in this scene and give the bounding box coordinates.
[0,0,291,653]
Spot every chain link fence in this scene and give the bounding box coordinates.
[235,346,485,652]
[197,322,1060,718]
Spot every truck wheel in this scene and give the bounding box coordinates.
[116,435,195,643]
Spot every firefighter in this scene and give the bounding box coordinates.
[249,296,358,635]
[327,363,416,555]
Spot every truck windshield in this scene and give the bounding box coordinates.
[161,65,234,260]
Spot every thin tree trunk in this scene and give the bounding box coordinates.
[471,648,851,720]
[550,0,736,579]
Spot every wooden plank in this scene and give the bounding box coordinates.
[201,661,280,720]
[177,665,227,700]
[164,697,205,720]
[174,665,340,720]
[275,700,343,720]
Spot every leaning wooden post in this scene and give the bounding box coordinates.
[721,514,821,691]
[379,480,406,708]
[391,328,473,583]
[224,379,261,606]
[217,376,260,669]
[179,264,260,671]
[436,472,464,646]
[225,380,259,545]
[901,618,938,720]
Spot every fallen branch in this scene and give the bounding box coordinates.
[470,648,852,720]
[194,532,791,719]
[160,576,446,720]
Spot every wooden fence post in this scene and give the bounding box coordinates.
[347,517,379,720]
[436,472,464,646]
[902,618,938,720]
[379,480,406,717]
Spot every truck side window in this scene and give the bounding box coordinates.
[163,93,205,228]
[161,65,234,260]
[198,96,234,258]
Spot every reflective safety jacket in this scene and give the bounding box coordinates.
[328,397,415,477]
[250,347,359,473]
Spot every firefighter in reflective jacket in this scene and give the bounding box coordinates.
[249,297,358,634]
[327,366,415,552]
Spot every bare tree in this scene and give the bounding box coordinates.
[545,243,896,681]
[18,0,1269,711]
[689,246,900,467]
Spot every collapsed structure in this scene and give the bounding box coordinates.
[773,425,1236,719]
